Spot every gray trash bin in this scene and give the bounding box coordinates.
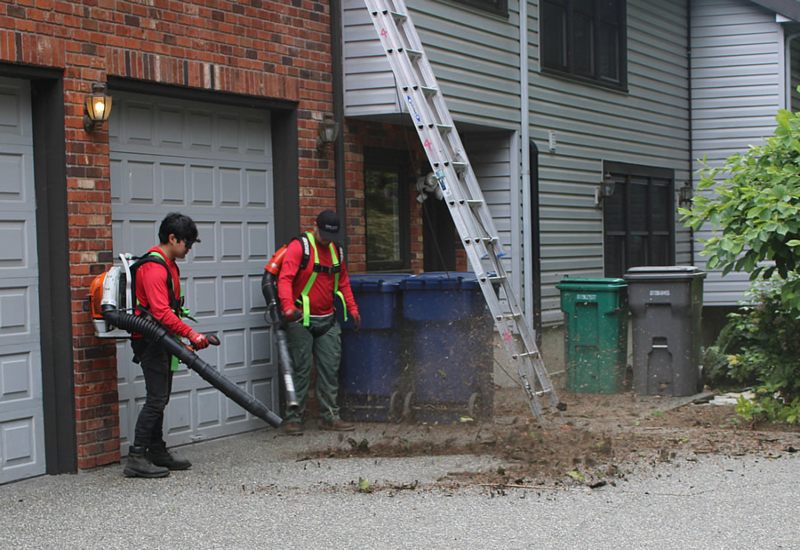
[623,266,706,397]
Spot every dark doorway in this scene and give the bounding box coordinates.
[422,194,456,271]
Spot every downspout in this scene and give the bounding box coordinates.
[520,0,534,330]
[331,0,347,248]
[687,0,695,265]
[785,33,800,109]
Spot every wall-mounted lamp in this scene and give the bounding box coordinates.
[678,181,694,208]
[83,82,112,133]
[594,172,616,208]
[316,113,340,152]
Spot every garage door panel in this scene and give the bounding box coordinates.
[0,227,27,267]
[161,164,186,204]
[248,275,267,315]
[0,150,27,200]
[246,169,269,206]
[0,352,34,402]
[222,276,245,315]
[112,92,276,452]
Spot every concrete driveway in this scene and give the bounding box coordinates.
[2,423,800,549]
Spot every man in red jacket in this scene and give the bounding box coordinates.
[278,210,360,435]
[124,212,209,478]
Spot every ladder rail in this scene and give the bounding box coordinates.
[363,0,562,420]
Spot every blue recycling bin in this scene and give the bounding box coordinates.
[339,273,409,422]
[400,272,493,422]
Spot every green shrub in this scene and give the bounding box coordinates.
[706,278,800,424]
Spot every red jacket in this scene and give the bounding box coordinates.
[277,236,359,318]
[135,246,193,338]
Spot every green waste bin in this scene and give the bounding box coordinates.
[557,277,628,394]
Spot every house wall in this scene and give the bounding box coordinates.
[1,0,335,470]
[691,0,785,305]
[529,0,693,324]
[342,0,522,129]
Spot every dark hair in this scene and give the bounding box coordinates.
[158,212,200,245]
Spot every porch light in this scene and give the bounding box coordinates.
[83,82,112,133]
[679,181,693,208]
[316,113,340,151]
[595,172,616,208]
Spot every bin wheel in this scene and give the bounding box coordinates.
[388,391,401,423]
[402,392,414,422]
[467,392,480,418]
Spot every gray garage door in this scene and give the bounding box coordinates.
[0,78,45,484]
[110,93,277,452]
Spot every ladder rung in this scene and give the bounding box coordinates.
[390,11,407,22]
[512,351,541,360]
[497,312,523,321]
[451,161,467,173]
[406,48,422,59]
[435,123,453,133]
[420,86,438,96]
[466,199,484,207]
[479,273,505,283]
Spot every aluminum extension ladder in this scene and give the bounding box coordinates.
[363,0,563,421]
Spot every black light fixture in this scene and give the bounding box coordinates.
[83,82,112,133]
[316,113,340,152]
[595,172,616,207]
[679,181,694,207]
[600,172,616,198]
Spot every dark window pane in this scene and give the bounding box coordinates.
[629,179,648,232]
[650,182,671,231]
[604,179,625,232]
[597,0,619,21]
[573,13,594,76]
[542,1,568,70]
[605,235,625,278]
[453,0,508,15]
[651,235,670,265]
[596,23,619,82]
[365,168,402,267]
[628,235,646,268]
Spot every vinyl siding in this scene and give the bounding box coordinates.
[342,0,522,128]
[529,0,692,324]
[691,0,784,305]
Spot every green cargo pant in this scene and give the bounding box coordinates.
[284,314,342,423]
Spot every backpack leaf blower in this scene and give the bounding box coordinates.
[261,244,299,412]
[91,254,282,428]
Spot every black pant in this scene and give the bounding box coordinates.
[132,339,173,449]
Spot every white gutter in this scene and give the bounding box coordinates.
[520,0,534,331]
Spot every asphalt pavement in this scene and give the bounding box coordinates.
[1,425,799,549]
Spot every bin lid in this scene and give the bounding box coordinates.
[400,271,479,290]
[348,273,408,292]
[556,277,626,291]
[623,266,707,281]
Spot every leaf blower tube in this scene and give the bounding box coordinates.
[101,306,283,428]
[261,267,299,412]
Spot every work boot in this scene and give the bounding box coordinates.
[146,444,192,471]
[283,421,304,436]
[123,446,170,478]
[320,418,355,432]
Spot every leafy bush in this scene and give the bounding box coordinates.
[682,105,800,424]
[706,278,800,423]
[681,108,800,311]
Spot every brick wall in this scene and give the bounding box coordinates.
[0,0,335,469]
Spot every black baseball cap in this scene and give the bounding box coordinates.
[316,210,341,241]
